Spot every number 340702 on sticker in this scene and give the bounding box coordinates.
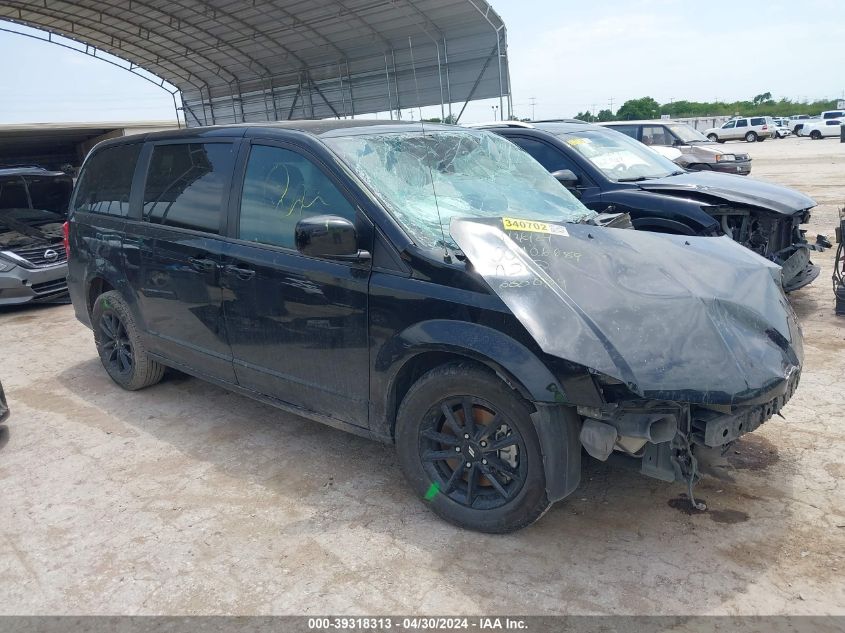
[502,217,569,236]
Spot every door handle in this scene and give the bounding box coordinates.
[188,257,218,272]
[223,264,256,280]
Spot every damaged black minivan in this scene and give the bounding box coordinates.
[66,122,802,532]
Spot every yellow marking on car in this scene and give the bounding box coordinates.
[502,217,569,236]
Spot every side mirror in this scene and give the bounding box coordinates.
[551,169,579,188]
[295,215,370,262]
[673,138,685,147]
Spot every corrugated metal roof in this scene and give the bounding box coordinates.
[0,1,511,126]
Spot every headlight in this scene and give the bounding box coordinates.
[0,254,16,272]
[715,154,736,162]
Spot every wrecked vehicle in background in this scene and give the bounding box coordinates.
[478,121,820,292]
[600,120,753,175]
[67,122,803,533]
[0,167,72,304]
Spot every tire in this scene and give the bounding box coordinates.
[756,136,765,142]
[745,131,758,142]
[707,133,719,142]
[92,290,165,391]
[395,362,551,533]
[810,130,822,140]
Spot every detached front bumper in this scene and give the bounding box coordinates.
[780,246,820,292]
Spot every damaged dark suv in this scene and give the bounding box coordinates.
[480,122,820,292]
[67,122,802,532]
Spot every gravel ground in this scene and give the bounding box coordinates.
[0,136,843,615]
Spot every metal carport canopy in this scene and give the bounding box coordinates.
[0,0,511,126]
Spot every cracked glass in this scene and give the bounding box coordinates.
[325,130,594,249]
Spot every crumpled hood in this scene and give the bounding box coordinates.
[451,217,803,406]
[637,171,815,215]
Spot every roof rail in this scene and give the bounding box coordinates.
[532,118,588,124]
[464,121,535,129]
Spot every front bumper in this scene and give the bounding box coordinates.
[0,262,68,305]
[711,160,752,176]
[691,369,800,447]
[780,247,820,292]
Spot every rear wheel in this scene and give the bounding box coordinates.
[92,291,165,390]
[745,131,758,142]
[395,362,550,533]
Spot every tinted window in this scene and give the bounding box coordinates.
[823,111,844,119]
[736,120,748,128]
[607,125,638,139]
[73,144,141,216]
[0,178,28,210]
[25,177,72,214]
[750,118,764,125]
[143,143,235,234]
[827,120,841,126]
[238,145,356,249]
[508,137,578,173]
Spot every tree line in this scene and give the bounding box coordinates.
[573,95,839,122]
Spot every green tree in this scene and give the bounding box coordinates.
[752,92,773,106]
[596,109,615,122]
[616,96,660,120]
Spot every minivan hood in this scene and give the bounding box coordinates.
[451,217,802,406]
[637,171,815,215]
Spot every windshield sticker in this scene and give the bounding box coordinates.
[566,138,589,146]
[503,217,569,236]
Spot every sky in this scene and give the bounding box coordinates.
[0,0,843,125]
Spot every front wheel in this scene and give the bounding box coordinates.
[707,133,719,142]
[395,362,551,533]
[810,130,822,140]
[745,131,758,142]
[92,291,165,390]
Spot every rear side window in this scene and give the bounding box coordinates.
[143,143,235,234]
[736,120,748,128]
[73,144,141,216]
[607,125,638,139]
[238,145,356,249]
[750,118,764,125]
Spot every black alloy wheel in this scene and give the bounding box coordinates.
[98,311,134,377]
[419,396,527,509]
[92,290,165,390]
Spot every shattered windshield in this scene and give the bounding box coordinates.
[558,130,682,182]
[324,130,594,249]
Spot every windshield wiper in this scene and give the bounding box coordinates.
[616,176,650,182]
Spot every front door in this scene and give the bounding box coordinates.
[137,140,238,382]
[222,142,371,428]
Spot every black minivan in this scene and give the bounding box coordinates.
[67,121,802,532]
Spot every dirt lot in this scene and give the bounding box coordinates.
[0,136,843,615]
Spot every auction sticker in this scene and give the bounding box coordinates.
[503,217,569,236]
